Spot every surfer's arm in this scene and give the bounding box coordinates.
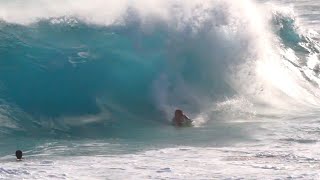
[183,115,192,122]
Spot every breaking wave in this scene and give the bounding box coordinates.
[0,0,319,138]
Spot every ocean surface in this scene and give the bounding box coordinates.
[0,0,320,179]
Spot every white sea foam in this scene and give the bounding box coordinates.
[1,142,320,179]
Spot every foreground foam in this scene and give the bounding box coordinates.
[1,144,320,179]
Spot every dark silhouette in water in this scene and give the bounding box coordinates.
[15,150,23,161]
[172,109,193,127]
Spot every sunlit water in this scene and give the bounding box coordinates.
[0,0,320,179]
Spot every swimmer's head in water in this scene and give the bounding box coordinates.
[15,150,22,160]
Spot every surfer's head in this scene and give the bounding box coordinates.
[175,109,183,117]
[15,150,22,160]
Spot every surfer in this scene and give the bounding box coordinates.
[172,109,192,127]
[15,150,23,161]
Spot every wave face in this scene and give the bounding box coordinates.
[0,0,319,138]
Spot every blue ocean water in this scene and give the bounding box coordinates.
[0,0,320,179]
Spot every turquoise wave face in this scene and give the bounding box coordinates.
[0,22,163,116]
[0,22,167,136]
[0,7,318,139]
[0,20,233,137]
